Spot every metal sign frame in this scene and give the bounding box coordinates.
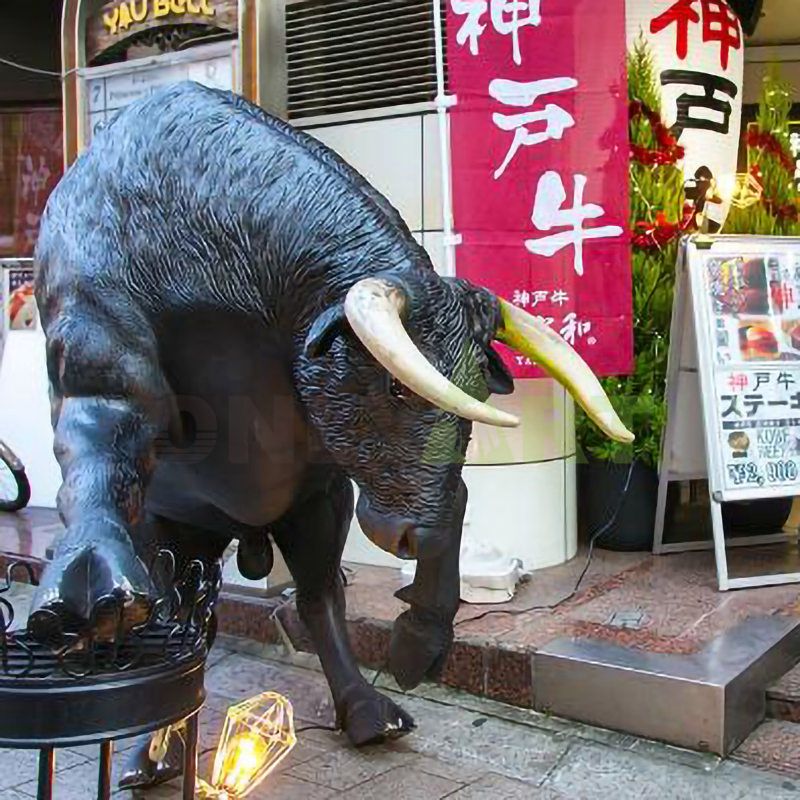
[654,235,800,590]
[61,0,287,168]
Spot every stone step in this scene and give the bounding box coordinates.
[767,662,800,722]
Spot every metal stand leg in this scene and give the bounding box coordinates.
[37,747,55,800]
[183,713,199,800]
[97,740,113,800]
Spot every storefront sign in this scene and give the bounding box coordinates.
[103,0,216,35]
[87,0,237,64]
[655,237,800,590]
[447,0,633,378]
[626,1,745,229]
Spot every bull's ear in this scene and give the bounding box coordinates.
[485,344,515,395]
[305,304,348,358]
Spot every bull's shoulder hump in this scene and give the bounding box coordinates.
[130,83,410,235]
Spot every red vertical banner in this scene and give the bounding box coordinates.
[13,111,63,257]
[447,0,633,378]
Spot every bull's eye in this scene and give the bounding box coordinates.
[389,377,411,400]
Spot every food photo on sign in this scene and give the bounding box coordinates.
[705,254,800,364]
[3,263,37,332]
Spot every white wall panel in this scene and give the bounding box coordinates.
[423,230,446,274]
[305,116,424,231]
[422,112,444,230]
[0,329,60,508]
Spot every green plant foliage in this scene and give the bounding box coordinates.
[725,66,800,237]
[576,39,685,469]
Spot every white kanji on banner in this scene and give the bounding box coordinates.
[525,171,624,277]
[451,0,542,65]
[490,77,578,178]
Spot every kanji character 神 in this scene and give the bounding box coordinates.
[525,171,624,277]
[650,0,742,70]
[450,0,541,65]
[727,373,749,391]
[512,289,531,307]
[490,77,577,179]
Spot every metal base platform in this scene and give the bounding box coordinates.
[534,615,800,755]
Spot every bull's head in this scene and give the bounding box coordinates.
[302,265,631,688]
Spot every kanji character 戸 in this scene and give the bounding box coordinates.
[489,77,577,179]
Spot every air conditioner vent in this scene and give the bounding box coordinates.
[286,0,444,119]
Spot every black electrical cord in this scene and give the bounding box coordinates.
[296,723,338,734]
[454,459,637,629]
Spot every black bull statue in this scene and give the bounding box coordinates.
[31,83,631,787]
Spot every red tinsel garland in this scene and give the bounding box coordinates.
[632,205,696,251]
[746,127,796,174]
[629,101,685,166]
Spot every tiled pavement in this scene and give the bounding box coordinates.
[3,639,800,800]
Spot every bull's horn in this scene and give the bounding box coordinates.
[344,279,520,428]
[496,300,634,444]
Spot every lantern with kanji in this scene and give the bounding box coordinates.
[626,0,746,230]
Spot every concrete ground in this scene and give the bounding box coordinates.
[2,636,800,800]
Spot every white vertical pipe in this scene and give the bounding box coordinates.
[432,0,458,278]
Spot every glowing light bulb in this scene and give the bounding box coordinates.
[716,173,738,203]
[202,692,296,799]
[220,733,270,795]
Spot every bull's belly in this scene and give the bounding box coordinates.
[145,311,312,533]
[146,451,304,534]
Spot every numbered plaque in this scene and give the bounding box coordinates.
[84,46,235,145]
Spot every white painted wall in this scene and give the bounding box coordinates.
[0,325,60,509]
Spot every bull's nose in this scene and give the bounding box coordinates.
[364,521,420,560]
[356,495,452,560]
[392,525,419,559]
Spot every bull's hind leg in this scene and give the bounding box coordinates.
[271,469,415,746]
[29,299,169,639]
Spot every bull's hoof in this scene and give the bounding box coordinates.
[389,608,453,691]
[28,526,155,642]
[118,732,183,791]
[338,685,415,747]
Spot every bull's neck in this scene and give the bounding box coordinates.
[279,231,424,338]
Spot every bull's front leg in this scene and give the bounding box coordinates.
[29,314,166,640]
[389,479,466,690]
[271,469,415,746]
